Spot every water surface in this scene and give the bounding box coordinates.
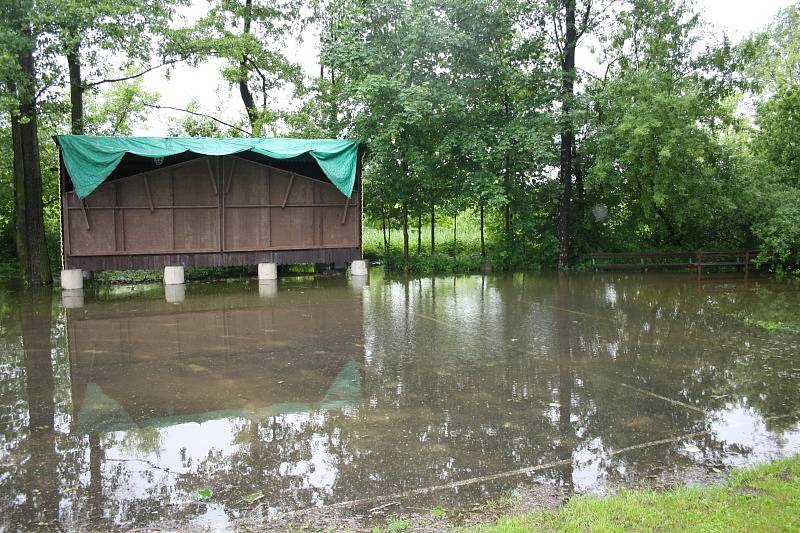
[1,271,799,530]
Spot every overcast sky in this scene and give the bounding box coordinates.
[133,0,796,136]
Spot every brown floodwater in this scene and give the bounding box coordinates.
[1,270,799,530]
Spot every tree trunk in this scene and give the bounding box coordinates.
[430,203,435,255]
[402,201,409,264]
[67,39,84,134]
[503,98,513,244]
[381,204,388,257]
[239,0,259,134]
[11,35,51,286]
[21,288,58,527]
[480,202,486,258]
[557,0,578,271]
[452,213,457,257]
[416,211,422,254]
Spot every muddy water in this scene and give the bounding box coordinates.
[1,271,799,530]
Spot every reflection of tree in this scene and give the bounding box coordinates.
[89,433,106,529]
[117,427,165,457]
[176,413,345,519]
[555,273,574,490]
[17,288,59,530]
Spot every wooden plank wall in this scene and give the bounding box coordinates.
[63,156,361,268]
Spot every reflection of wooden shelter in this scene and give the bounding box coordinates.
[67,287,363,433]
[56,136,363,271]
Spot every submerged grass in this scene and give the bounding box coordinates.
[468,455,800,532]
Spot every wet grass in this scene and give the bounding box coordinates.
[467,455,800,532]
[363,221,488,274]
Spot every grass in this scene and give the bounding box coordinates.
[363,214,492,274]
[467,455,800,532]
[372,515,413,533]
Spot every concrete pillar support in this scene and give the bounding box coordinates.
[258,262,278,280]
[164,266,185,285]
[61,269,83,290]
[350,260,368,276]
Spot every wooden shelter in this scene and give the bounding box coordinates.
[56,136,364,271]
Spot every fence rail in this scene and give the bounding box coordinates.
[589,251,758,276]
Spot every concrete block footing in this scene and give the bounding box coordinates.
[61,269,83,290]
[258,262,277,280]
[164,266,184,285]
[350,260,368,276]
[165,283,186,303]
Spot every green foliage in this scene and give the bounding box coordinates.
[84,77,159,135]
[187,0,304,135]
[579,0,743,252]
[92,266,254,285]
[320,0,555,270]
[468,455,800,532]
[740,84,800,270]
[379,516,412,533]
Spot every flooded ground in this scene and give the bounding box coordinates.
[1,270,799,531]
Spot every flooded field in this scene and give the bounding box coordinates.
[1,271,799,530]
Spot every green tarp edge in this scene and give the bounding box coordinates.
[55,135,360,199]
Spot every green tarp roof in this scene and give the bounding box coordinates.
[55,135,360,199]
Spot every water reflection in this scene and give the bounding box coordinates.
[0,272,798,530]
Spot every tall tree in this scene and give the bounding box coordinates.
[193,0,304,136]
[45,0,185,134]
[581,0,741,251]
[1,0,52,285]
[321,0,456,264]
[549,0,595,269]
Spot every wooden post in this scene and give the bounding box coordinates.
[696,252,703,281]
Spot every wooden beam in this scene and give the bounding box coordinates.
[282,173,295,208]
[341,193,350,224]
[228,155,341,191]
[143,174,154,213]
[225,157,237,195]
[79,197,91,230]
[206,157,218,195]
